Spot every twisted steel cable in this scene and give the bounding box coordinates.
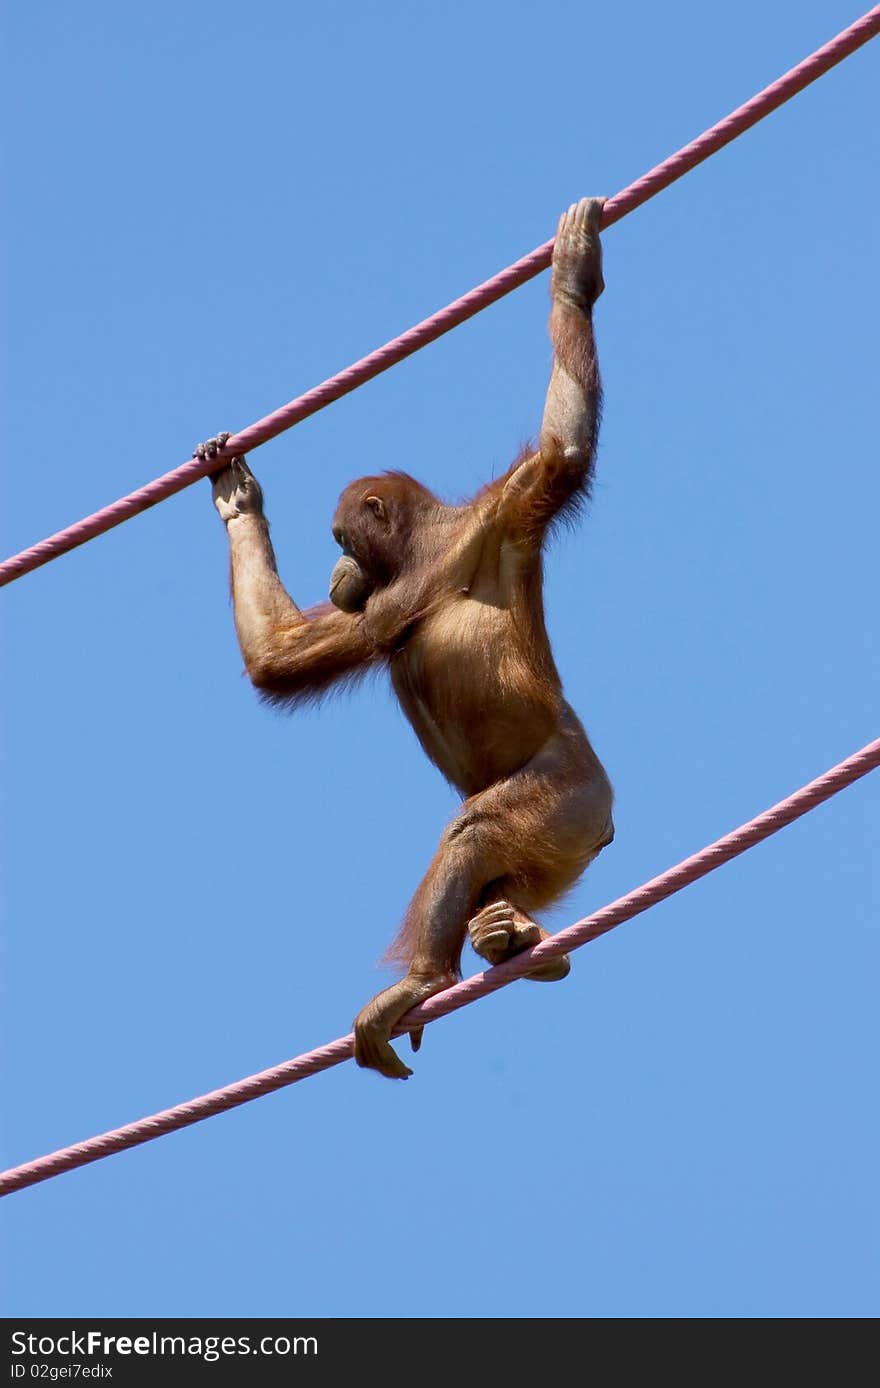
[2,735,877,1198]
[1,5,878,588]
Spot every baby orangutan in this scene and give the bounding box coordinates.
[197,198,614,1079]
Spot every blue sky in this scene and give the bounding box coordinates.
[2,0,877,1318]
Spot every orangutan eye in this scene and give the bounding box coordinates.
[333,526,347,548]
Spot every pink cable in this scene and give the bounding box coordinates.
[2,6,878,589]
[1,735,877,1198]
